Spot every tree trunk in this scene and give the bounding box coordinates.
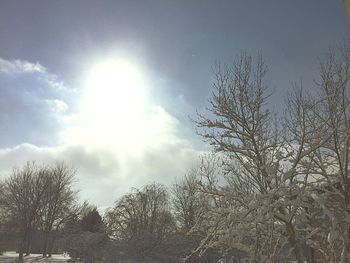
[17,229,28,263]
[48,233,56,257]
[304,242,314,263]
[17,243,24,263]
[286,223,304,263]
[340,227,350,263]
[42,230,50,257]
[25,228,32,256]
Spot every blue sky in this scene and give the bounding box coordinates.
[0,0,348,207]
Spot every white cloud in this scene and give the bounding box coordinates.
[0,133,200,208]
[44,74,70,92]
[0,56,69,93]
[0,57,46,74]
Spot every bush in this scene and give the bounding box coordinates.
[61,232,108,263]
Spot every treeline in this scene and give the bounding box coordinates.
[1,40,350,263]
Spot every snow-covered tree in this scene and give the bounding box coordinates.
[194,53,329,263]
[303,40,350,263]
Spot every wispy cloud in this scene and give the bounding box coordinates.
[0,56,69,92]
[0,57,46,74]
[0,57,71,146]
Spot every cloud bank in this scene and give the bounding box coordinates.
[0,57,202,208]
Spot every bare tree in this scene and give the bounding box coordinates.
[172,167,209,232]
[106,183,175,260]
[39,162,76,257]
[0,180,5,221]
[0,180,6,254]
[1,162,50,263]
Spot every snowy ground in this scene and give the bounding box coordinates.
[0,252,68,263]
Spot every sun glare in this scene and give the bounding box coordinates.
[84,59,146,115]
[77,58,148,145]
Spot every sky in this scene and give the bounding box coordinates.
[0,0,348,208]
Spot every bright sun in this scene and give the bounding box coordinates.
[84,58,146,115]
[83,58,146,118]
[76,58,148,145]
